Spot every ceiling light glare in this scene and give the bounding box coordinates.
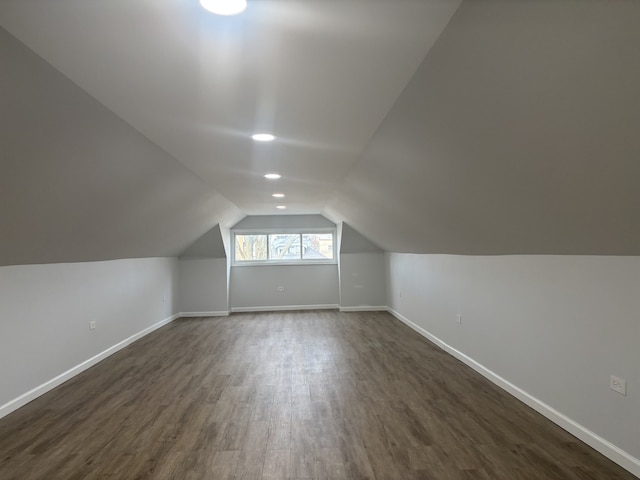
[252,133,276,142]
[276,205,287,210]
[264,173,282,180]
[200,0,247,16]
[272,193,285,198]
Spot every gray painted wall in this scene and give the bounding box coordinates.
[178,258,228,314]
[230,264,339,310]
[339,223,385,308]
[386,253,640,469]
[339,253,386,308]
[0,258,178,414]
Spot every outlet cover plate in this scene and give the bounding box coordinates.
[610,375,626,395]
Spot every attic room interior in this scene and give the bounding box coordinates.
[1,0,639,478]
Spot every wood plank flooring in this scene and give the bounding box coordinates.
[0,311,636,479]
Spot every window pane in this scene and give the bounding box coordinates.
[235,234,267,261]
[302,233,333,259]
[269,234,301,260]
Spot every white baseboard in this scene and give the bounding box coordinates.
[0,313,179,420]
[179,311,229,317]
[386,307,640,479]
[230,304,339,313]
[339,306,388,312]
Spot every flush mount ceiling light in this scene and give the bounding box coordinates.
[276,205,287,210]
[272,193,285,198]
[252,133,276,142]
[264,173,282,180]
[200,0,247,16]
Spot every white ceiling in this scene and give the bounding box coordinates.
[0,0,461,215]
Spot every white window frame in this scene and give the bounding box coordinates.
[232,227,337,266]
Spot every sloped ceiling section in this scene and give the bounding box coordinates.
[233,215,335,230]
[340,223,383,254]
[324,0,640,255]
[0,27,241,267]
[0,0,462,216]
[179,225,227,259]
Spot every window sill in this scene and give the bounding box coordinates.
[232,260,337,267]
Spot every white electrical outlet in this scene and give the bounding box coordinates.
[456,314,462,324]
[277,286,285,292]
[610,375,626,396]
[162,295,166,303]
[89,321,96,330]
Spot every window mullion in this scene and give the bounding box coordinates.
[266,234,271,261]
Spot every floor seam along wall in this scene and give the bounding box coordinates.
[385,307,640,478]
[0,313,180,419]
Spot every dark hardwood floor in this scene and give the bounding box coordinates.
[0,310,635,479]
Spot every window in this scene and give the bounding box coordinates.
[234,234,267,262]
[234,230,335,265]
[302,233,333,259]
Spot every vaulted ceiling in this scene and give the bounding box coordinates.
[1,0,639,266]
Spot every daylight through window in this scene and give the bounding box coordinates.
[234,231,334,264]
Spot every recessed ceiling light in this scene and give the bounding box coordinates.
[252,133,276,142]
[276,205,287,210]
[200,0,247,16]
[264,173,282,180]
[272,193,285,198]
